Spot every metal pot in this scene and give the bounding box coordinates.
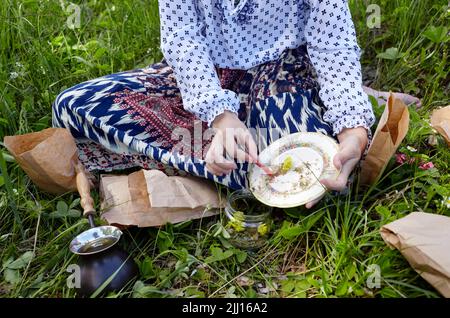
[69,163,138,296]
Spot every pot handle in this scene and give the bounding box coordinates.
[75,162,95,217]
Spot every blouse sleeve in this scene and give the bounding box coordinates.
[158,0,240,126]
[305,0,375,136]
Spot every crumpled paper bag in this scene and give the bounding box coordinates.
[381,212,450,297]
[4,128,79,194]
[430,106,450,146]
[100,169,222,227]
[360,94,409,185]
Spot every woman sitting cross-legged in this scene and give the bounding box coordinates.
[52,0,417,207]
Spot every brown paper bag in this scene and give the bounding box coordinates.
[100,170,222,227]
[4,128,79,194]
[430,106,450,146]
[381,212,450,297]
[360,94,409,185]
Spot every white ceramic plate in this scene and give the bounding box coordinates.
[249,132,339,208]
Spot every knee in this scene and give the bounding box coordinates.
[52,87,71,113]
[52,92,66,128]
[51,86,78,128]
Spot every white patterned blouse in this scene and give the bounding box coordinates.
[158,0,375,135]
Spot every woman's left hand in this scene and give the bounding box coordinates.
[305,127,369,209]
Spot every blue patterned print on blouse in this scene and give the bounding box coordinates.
[214,0,258,25]
[158,0,376,135]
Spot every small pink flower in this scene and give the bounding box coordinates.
[395,153,407,164]
[419,162,434,170]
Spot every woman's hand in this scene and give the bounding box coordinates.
[305,127,368,209]
[205,111,258,176]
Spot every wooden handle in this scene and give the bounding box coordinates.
[75,162,95,217]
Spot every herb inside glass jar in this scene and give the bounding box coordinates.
[224,190,273,250]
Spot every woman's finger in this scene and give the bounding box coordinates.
[206,163,230,176]
[333,143,358,170]
[321,157,358,191]
[206,147,236,170]
[305,193,325,209]
[215,161,237,170]
[236,131,258,162]
[224,130,238,160]
[234,147,251,163]
[205,134,224,161]
[224,130,252,164]
[206,163,222,176]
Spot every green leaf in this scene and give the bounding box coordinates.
[221,226,231,239]
[234,249,247,264]
[303,211,325,231]
[211,247,223,258]
[225,286,237,298]
[432,184,449,197]
[48,211,66,219]
[375,205,391,220]
[220,250,234,260]
[284,207,303,219]
[140,257,155,279]
[245,288,257,298]
[6,251,34,270]
[307,275,321,288]
[294,291,307,298]
[335,281,349,296]
[67,209,82,218]
[4,268,20,284]
[29,273,45,289]
[51,35,65,46]
[132,281,166,298]
[205,247,234,263]
[376,47,405,60]
[185,287,205,298]
[345,263,357,280]
[281,280,296,293]
[279,225,305,239]
[423,26,448,43]
[56,201,68,214]
[94,47,107,60]
[0,176,4,187]
[352,286,366,297]
[295,279,311,291]
[156,231,173,252]
[69,198,81,209]
[213,223,223,237]
[1,152,15,163]
[218,236,234,249]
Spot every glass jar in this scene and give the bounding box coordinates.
[224,189,273,250]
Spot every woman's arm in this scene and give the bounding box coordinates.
[159,1,257,174]
[304,0,375,205]
[305,0,375,136]
[158,1,240,126]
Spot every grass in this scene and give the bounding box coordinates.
[0,0,449,298]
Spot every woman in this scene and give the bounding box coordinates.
[53,0,399,207]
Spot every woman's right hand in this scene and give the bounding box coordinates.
[205,111,258,176]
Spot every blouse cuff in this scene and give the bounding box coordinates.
[332,114,372,137]
[196,90,240,127]
[333,114,373,155]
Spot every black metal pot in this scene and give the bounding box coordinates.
[70,163,138,297]
[76,245,138,296]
